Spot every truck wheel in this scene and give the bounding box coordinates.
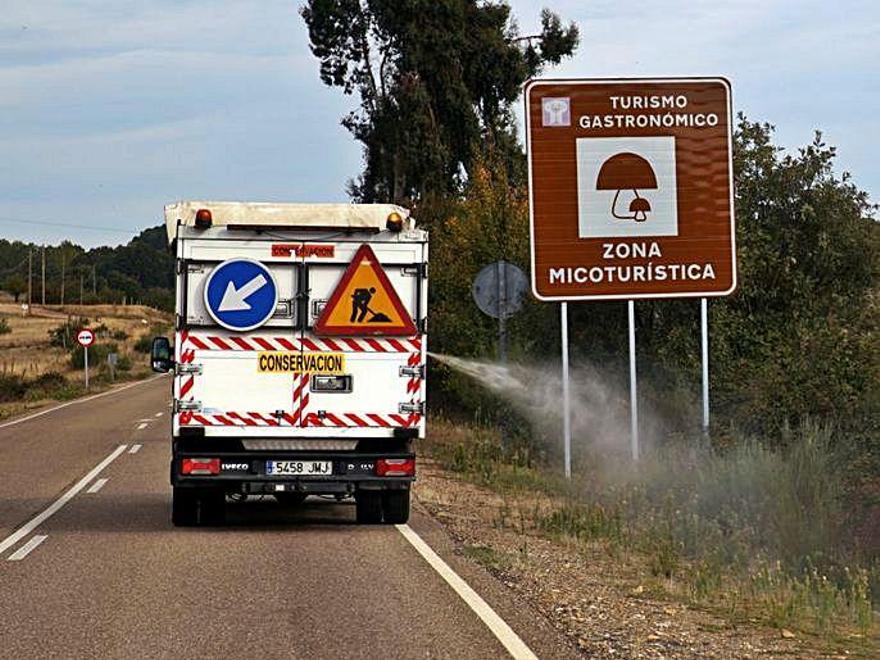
[197,489,226,526]
[382,490,410,524]
[355,491,383,524]
[172,487,198,527]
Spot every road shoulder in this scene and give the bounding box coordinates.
[412,458,854,659]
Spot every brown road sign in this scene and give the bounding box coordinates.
[525,77,735,301]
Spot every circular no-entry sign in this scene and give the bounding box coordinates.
[76,328,95,348]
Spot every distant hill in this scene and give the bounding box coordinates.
[0,225,174,311]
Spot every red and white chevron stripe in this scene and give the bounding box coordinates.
[178,411,420,428]
[184,333,421,353]
[291,372,310,426]
[303,412,421,428]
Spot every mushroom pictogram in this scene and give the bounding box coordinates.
[596,152,658,222]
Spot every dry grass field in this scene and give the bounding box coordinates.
[0,303,172,416]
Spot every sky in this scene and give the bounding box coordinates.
[1,0,877,248]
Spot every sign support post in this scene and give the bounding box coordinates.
[497,261,508,364]
[76,328,95,392]
[561,303,572,479]
[628,301,639,461]
[701,297,709,436]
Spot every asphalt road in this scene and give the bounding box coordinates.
[0,377,575,659]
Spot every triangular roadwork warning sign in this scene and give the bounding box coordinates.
[314,244,417,336]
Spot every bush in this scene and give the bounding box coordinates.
[0,318,10,335]
[26,371,68,399]
[133,335,153,354]
[116,354,132,372]
[49,316,90,349]
[69,342,117,369]
[0,373,27,402]
[110,329,128,341]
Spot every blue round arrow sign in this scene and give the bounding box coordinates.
[203,259,279,332]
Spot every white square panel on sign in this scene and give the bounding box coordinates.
[576,136,678,239]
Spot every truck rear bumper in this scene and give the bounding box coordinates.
[171,451,415,495]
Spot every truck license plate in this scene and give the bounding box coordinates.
[265,460,332,476]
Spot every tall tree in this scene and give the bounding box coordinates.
[2,274,27,302]
[301,0,578,204]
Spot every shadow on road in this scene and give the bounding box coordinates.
[3,493,378,534]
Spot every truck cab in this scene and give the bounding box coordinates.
[153,202,427,526]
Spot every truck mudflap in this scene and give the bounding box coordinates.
[171,452,415,496]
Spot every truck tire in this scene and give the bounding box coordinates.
[197,489,226,526]
[355,491,383,524]
[382,490,410,524]
[172,488,226,527]
[172,487,198,527]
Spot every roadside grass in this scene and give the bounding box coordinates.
[423,418,880,648]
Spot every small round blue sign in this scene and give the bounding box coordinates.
[203,259,278,332]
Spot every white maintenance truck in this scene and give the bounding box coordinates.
[151,202,427,526]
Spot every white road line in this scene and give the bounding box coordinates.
[0,375,165,431]
[136,422,148,430]
[396,524,538,660]
[154,412,163,418]
[0,445,127,557]
[128,444,142,454]
[7,535,48,562]
[86,478,108,494]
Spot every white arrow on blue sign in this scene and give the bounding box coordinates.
[203,258,279,332]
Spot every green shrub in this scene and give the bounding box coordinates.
[0,318,10,335]
[69,342,117,369]
[0,373,27,402]
[110,329,128,341]
[133,335,153,354]
[48,316,90,348]
[116,354,132,372]
[25,371,67,399]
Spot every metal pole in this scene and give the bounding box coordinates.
[701,298,710,435]
[628,300,639,461]
[497,261,508,363]
[84,346,89,391]
[27,249,32,314]
[561,303,571,479]
[41,247,46,305]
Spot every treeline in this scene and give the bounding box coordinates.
[0,226,174,311]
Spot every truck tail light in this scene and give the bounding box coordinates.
[181,457,220,475]
[376,458,415,477]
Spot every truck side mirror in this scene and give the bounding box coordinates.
[151,336,174,373]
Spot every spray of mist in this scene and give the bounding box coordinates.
[428,352,657,462]
[428,352,851,571]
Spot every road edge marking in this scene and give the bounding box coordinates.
[129,444,142,454]
[0,445,128,557]
[396,524,539,660]
[7,534,48,562]
[0,375,166,431]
